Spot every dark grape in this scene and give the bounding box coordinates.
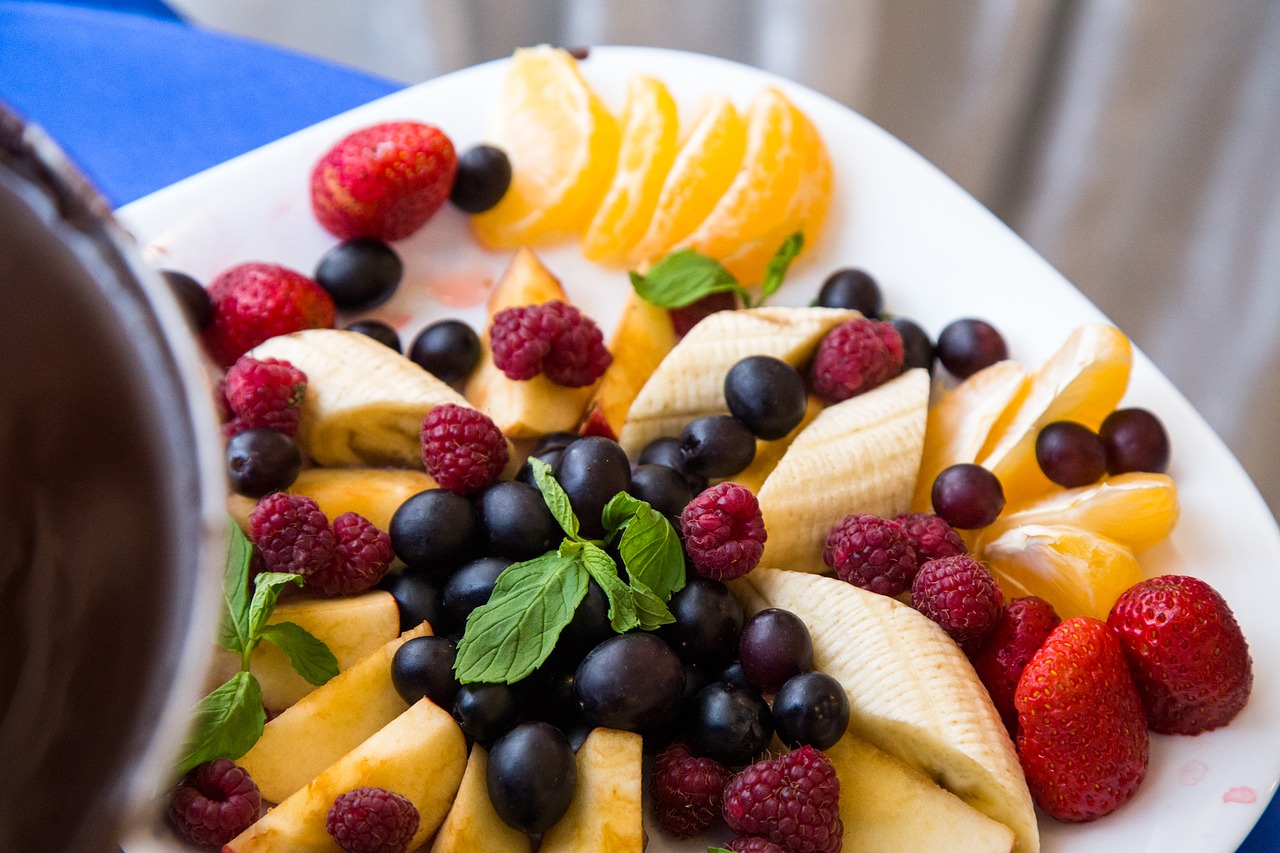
[554,437,632,539]
[225,428,301,497]
[816,268,882,317]
[378,568,443,633]
[772,671,850,749]
[344,319,401,352]
[486,721,577,833]
[724,356,807,440]
[1100,408,1171,474]
[477,481,559,560]
[680,415,756,478]
[389,489,478,573]
[720,660,752,690]
[1036,421,1106,487]
[891,317,935,375]
[161,269,213,329]
[409,319,481,384]
[442,556,512,632]
[452,682,519,747]
[637,436,707,493]
[931,463,1005,529]
[575,633,685,731]
[738,608,813,694]
[560,580,614,654]
[685,681,773,766]
[659,577,744,669]
[314,237,403,310]
[628,464,693,524]
[390,635,460,708]
[936,318,1008,379]
[533,431,581,455]
[450,145,513,214]
[515,445,564,488]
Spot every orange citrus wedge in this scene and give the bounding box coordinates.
[581,76,679,264]
[978,324,1132,509]
[627,94,747,269]
[911,360,1028,512]
[471,46,619,248]
[981,524,1142,620]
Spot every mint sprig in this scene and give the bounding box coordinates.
[178,521,339,774]
[629,231,804,311]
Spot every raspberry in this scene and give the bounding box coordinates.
[650,741,733,838]
[809,317,904,403]
[911,554,1004,649]
[728,838,790,853]
[202,262,335,367]
[681,482,767,581]
[311,121,457,242]
[326,786,420,853]
[305,512,394,596]
[970,595,1061,735]
[722,745,843,853]
[895,511,968,563]
[489,300,611,387]
[823,513,918,596]
[223,356,307,437]
[420,404,509,494]
[248,492,335,576]
[169,759,260,847]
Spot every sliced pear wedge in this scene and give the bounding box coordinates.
[540,728,643,853]
[430,746,533,853]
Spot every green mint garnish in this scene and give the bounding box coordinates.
[179,519,339,774]
[529,456,580,541]
[604,492,686,600]
[580,541,639,633]
[629,231,804,311]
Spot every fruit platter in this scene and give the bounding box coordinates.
[115,46,1280,852]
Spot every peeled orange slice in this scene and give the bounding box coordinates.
[978,472,1179,554]
[471,46,619,248]
[982,524,1142,620]
[978,324,1132,509]
[911,360,1028,512]
[627,94,747,268]
[581,76,679,263]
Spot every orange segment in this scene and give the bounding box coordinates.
[471,46,619,248]
[627,94,746,268]
[911,360,1028,512]
[981,525,1142,620]
[978,324,1132,509]
[978,473,1179,554]
[581,76,679,264]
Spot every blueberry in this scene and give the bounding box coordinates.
[225,428,301,498]
[486,721,577,833]
[378,568,444,633]
[442,556,512,633]
[685,681,773,766]
[452,682,519,746]
[314,238,403,311]
[450,145,513,214]
[816,267,882,317]
[554,437,632,539]
[409,319,481,383]
[724,355,807,440]
[389,489,478,573]
[477,481,559,560]
[772,671,850,750]
[680,416,756,478]
[344,319,401,352]
[391,635,460,708]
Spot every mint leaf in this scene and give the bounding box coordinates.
[602,491,644,535]
[760,231,804,302]
[529,457,580,541]
[708,848,735,853]
[630,577,676,631]
[617,500,686,600]
[176,671,265,774]
[580,542,639,633]
[258,622,339,686]
[246,572,305,644]
[218,521,254,655]
[455,551,588,684]
[629,250,750,310]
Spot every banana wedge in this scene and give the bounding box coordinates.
[617,306,853,455]
[250,329,469,468]
[736,569,1038,853]
[757,369,929,572]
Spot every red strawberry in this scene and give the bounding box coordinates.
[203,263,335,367]
[311,121,457,242]
[970,595,1060,736]
[1107,574,1253,734]
[1015,616,1148,822]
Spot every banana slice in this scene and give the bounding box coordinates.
[757,369,929,572]
[250,329,469,468]
[616,306,854,456]
[736,569,1038,853]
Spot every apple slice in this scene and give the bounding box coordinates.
[464,248,600,437]
[225,698,466,851]
[429,746,533,853]
[237,621,433,804]
[579,289,678,440]
[229,467,438,534]
[540,728,643,853]
[828,735,1015,852]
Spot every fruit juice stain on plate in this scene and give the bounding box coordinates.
[1223,787,1258,805]
[1179,760,1209,786]
[425,271,491,308]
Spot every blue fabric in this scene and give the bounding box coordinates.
[19,0,182,21]
[0,2,400,205]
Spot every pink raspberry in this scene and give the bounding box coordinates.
[248,492,335,576]
[895,511,968,563]
[970,596,1061,735]
[420,404,509,494]
[911,554,1004,649]
[823,513,918,596]
[650,741,733,838]
[728,838,790,853]
[489,300,611,387]
[809,317,903,403]
[223,355,308,437]
[681,483,767,581]
[722,745,843,853]
[305,512,394,596]
[326,786,420,853]
[169,759,260,847]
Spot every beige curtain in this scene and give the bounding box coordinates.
[169,0,1280,517]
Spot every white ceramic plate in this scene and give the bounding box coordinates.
[119,46,1280,852]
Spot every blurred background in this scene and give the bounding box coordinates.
[162,0,1280,519]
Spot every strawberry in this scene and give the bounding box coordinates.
[1107,574,1253,734]
[970,595,1060,736]
[311,121,457,242]
[202,263,335,367]
[1015,616,1148,822]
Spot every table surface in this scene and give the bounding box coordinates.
[2,3,1276,851]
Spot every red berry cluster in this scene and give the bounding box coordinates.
[248,492,392,596]
[490,300,612,387]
